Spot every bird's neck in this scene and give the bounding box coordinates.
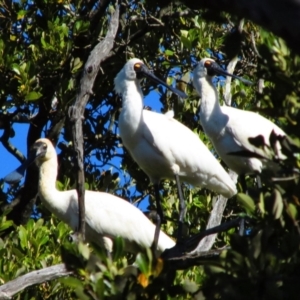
[38,158,73,224]
[197,78,222,121]
[38,158,60,203]
[119,80,144,134]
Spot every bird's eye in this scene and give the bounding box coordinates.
[204,60,216,76]
[134,63,142,72]
[204,60,212,69]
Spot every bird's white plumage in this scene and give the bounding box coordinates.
[35,138,175,254]
[115,58,237,198]
[193,58,286,175]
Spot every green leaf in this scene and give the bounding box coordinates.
[183,280,199,293]
[165,49,174,56]
[60,276,84,289]
[287,203,297,220]
[25,91,42,101]
[26,219,35,232]
[11,63,21,75]
[180,30,189,37]
[112,236,125,261]
[95,277,105,298]
[237,193,256,214]
[272,189,283,219]
[17,10,27,20]
[39,235,49,247]
[18,226,28,250]
[0,219,13,232]
[12,246,24,259]
[71,57,83,73]
[36,218,44,228]
[15,266,27,277]
[181,36,192,50]
[78,242,90,260]
[0,39,4,51]
[135,253,150,275]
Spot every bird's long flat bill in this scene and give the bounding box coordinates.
[4,145,46,183]
[204,60,253,85]
[4,160,32,183]
[134,63,188,99]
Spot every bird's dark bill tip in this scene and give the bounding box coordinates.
[4,171,24,184]
[239,77,253,86]
[175,89,188,99]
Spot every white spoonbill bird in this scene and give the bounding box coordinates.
[193,58,286,178]
[114,58,237,232]
[4,138,175,254]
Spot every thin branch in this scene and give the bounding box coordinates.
[68,4,119,240]
[0,264,72,299]
[161,217,244,269]
[0,124,25,163]
[250,31,262,58]
[192,169,238,254]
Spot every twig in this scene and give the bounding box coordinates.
[250,31,261,58]
[68,4,119,240]
[0,264,72,299]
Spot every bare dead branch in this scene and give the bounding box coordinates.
[192,170,238,254]
[0,264,72,299]
[161,217,244,269]
[68,4,119,240]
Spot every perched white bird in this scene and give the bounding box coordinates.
[193,58,286,177]
[4,138,175,254]
[114,58,237,230]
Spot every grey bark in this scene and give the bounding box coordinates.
[0,264,72,299]
[68,5,119,239]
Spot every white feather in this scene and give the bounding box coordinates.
[115,58,237,198]
[35,138,175,254]
[193,58,286,175]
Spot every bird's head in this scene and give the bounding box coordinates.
[193,58,216,80]
[114,58,187,98]
[3,138,56,183]
[193,58,252,85]
[114,58,143,94]
[32,138,56,166]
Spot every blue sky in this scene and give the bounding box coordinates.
[0,91,165,212]
[0,123,29,178]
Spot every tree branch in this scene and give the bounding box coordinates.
[161,217,244,269]
[188,31,242,252]
[4,98,50,229]
[0,124,25,164]
[192,170,238,253]
[68,4,119,240]
[0,264,72,299]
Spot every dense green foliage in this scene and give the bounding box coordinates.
[0,0,300,298]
